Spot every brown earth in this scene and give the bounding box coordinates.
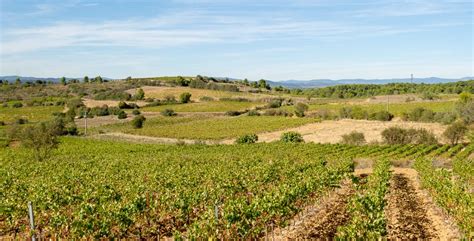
[254,119,447,144]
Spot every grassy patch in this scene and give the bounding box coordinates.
[0,105,63,123]
[142,101,264,112]
[101,115,318,140]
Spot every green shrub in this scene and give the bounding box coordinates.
[341,131,366,145]
[381,127,438,145]
[235,134,258,144]
[369,111,394,121]
[12,102,23,108]
[263,109,293,117]
[161,109,177,117]
[281,131,304,143]
[15,118,28,125]
[225,111,242,116]
[247,110,260,116]
[134,88,145,100]
[117,110,128,119]
[179,92,192,103]
[267,99,283,108]
[443,122,468,145]
[132,109,141,115]
[132,115,146,129]
[294,102,309,117]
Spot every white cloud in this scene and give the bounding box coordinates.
[1,9,464,55]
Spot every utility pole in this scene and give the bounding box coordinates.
[84,111,88,136]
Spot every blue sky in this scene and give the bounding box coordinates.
[0,0,472,80]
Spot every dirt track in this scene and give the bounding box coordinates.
[270,167,461,240]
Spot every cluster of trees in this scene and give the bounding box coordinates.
[339,107,394,121]
[301,80,473,99]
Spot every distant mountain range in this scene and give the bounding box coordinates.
[1,75,472,89]
[268,77,473,89]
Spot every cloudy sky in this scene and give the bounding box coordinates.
[0,0,472,80]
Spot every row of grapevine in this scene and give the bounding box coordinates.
[414,158,474,236]
[336,159,392,238]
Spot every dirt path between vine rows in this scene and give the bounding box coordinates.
[386,168,461,240]
[270,170,371,240]
[270,167,461,240]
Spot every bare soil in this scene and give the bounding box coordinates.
[255,119,446,144]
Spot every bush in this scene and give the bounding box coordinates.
[225,111,242,116]
[161,109,177,117]
[339,107,368,120]
[9,121,60,161]
[235,134,258,144]
[132,109,141,115]
[443,122,468,145]
[12,102,23,108]
[341,131,366,145]
[281,131,304,143]
[267,99,283,108]
[117,110,128,119]
[247,110,260,116]
[15,118,28,125]
[381,127,438,145]
[294,102,308,117]
[0,121,5,126]
[133,88,145,100]
[263,109,293,117]
[132,115,146,129]
[118,101,139,109]
[179,92,192,103]
[369,111,394,121]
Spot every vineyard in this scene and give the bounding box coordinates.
[1,137,473,239]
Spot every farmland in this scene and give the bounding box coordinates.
[1,137,473,239]
[0,78,473,239]
[99,116,318,140]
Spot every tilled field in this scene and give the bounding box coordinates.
[273,174,369,239]
[271,168,462,239]
[385,174,436,239]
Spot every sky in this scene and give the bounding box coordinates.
[0,0,472,81]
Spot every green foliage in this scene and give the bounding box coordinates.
[225,110,242,116]
[179,92,192,103]
[443,122,468,145]
[117,110,128,119]
[414,158,473,235]
[9,121,61,161]
[341,131,366,145]
[134,88,145,100]
[368,110,394,121]
[235,133,258,144]
[294,102,308,117]
[132,109,141,115]
[302,80,474,99]
[381,127,438,145]
[337,159,391,238]
[12,102,23,108]
[281,131,304,143]
[131,115,146,129]
[161,109,177,117]
[247,110,260,116]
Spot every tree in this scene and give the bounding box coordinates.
[132,115,146,129]
[9,121,60,161]
[258,79,270,90]
[161,109,177,116]
[95,76,103,83]
[83,76,89,83]
[443,122,468,145]
[15,77,21,85]
[134,88,145,100]
[179,92,192,103]
[60,76,66,85]
[294,103,309,117]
